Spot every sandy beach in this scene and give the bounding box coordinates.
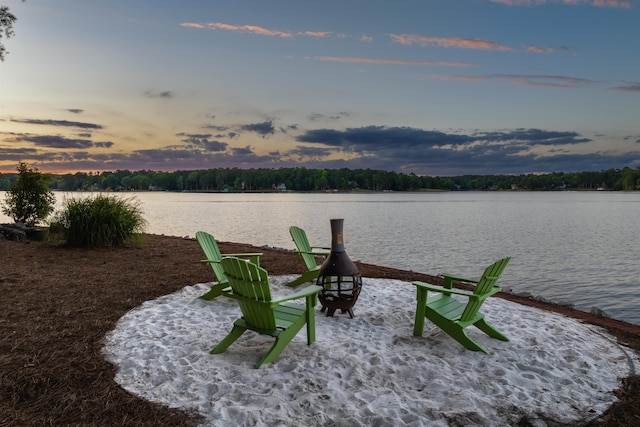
[2,234,640,426]
[104,276,639,426]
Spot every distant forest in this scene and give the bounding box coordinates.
[1,166,639,192]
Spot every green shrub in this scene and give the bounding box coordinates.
[49,194,147,248]
[2,162,55,226]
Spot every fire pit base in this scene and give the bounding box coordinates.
[317,274,362,318]
[322,307,355,318]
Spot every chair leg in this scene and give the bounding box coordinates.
[447,326,490,354]
[255,324,303,368]
[413,288,428,336]
[210,323,246,354]
[474,317,509,342]
[305,297,316,345]
[199,283,225,301]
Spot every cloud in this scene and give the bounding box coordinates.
[2,122,635,175]
[290,125,621,174]
[309,112,350,121]
[239,121,276,137]
[498,74,591,88]
[476,129,591,145]
[230,146,255,156]
[611,83,640,92]
[307,56,476,67]
[525,45,571,54]
[177,132,228,152]
[67,109,84,114]
[15,134,113,149]
[0,147,39,161]
[296,126,590,151]
[189,22,293,38]
[94,141,115,148]
[286,145,335,159]
[389,34,514,51]
[202,124,229,132]
[360,34,374,43]
[144,90,175,99]
[490,0,632,8]
[11,118,103,129]
[182,22,339,39]
[426,73,591,88]
[300,31,332,38]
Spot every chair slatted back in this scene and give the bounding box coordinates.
[196,231,227,284]
[289,226,318,271]
[220,257,276,331]
[460,257,510,322]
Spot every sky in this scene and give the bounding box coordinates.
[0,0,639,176]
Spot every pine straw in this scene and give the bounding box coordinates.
[1,234,638,426]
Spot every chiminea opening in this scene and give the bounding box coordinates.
[316,218,362,318]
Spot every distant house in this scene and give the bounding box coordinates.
[274,183,287,192]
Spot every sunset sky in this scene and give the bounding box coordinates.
[0,0,639,176]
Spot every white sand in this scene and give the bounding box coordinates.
[103,277,638,427]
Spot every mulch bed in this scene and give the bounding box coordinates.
[1,234,638,426]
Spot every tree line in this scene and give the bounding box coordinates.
[1,166,639,192]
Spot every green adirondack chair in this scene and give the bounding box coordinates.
[195,231,263,300]
[211,257,323,368]
[411,256,511,354]
[286,226,330,287]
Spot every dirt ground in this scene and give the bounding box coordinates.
[1,234,638,426]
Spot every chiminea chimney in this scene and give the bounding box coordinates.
[316,219,362,318]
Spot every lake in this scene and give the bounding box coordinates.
[2,190,639,325]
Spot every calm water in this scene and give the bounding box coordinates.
[2,191,639,325]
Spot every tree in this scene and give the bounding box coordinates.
[2,162,55,226]
[0,1,24,61]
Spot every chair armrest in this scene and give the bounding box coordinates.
[201,253,262,266]
[309,246,331,252]
[413,281,477,298]
[296,248,330,255]
[271,285,323,305]
[201,253,262,263]
[222,252,263,258]
[414,281,502,298]
[441,273,479,284]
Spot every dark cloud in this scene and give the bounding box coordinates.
[94,141,114,148]
[239,121,275,137]
[144,90,175,98]
[17,135,95,149]
[11,118,103,129]
[297,126,590,152]
[177,133,228,152]
[475,129,591,145]
[230,146,255,156]
[309,112,349,121]
[67,109,84,114]
[0,147,39,161]
[2,124,637,176]
[292,125,638,175]
[5,133,114,150]
[611,83,640,93]
[202,124,228,131]
[297,126,473,150]
[287,145,334,159]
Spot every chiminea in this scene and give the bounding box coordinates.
[316,218,362,318]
